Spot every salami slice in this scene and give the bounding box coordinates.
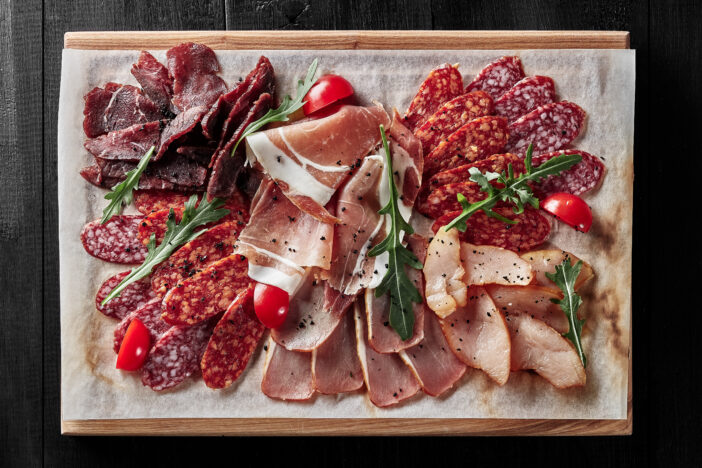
[201,286,265,389]
[113,297,171,353]
[466,56,525,101]
[494,76,557,124]
[423,116,509,179]
[413,91,493,154]
[532,149,605,198]
[161,254,251,326]
[419,180,486,219]
[505,101,586,156]
[81,215,148,264]
[95,271,157,320]
[150,221,241,295]
[404,64,463,132]
[137,207,184,246]
[133,190,193,214]
[141,317,217,391]
[432,206,551,252]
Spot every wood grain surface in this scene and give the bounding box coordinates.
[2,0,700,466]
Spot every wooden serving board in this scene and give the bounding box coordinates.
[62,30,632,437]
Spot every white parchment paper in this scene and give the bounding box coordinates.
[59,48,635,421]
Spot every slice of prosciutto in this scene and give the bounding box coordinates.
[271,273,354,351]
[438,286,511,385]
[260,337,315,401]
[399,312,467,397]
[460,243,533,286]
[506,313,586,388]
[423,227,467,318]
[485,284,568,334]
[235,178,333,294]
[245,105,390,223]
[520,249,594,290]
[354,300,421,407]
[312,308,364,394]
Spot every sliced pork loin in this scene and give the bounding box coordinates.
[167,42,228,113]
[505,313,586,389]
[438,285,511,385]
[312,308,364,394]
[460,243,533,286]
[520,249,594,291]
[83,83,164,138]
[485,284,568,334]
[423,227,467,318]
[261,336,315,401]
[131,51,175,115]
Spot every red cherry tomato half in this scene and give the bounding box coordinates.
[303,74,354,115]
[541,192,593,233]
[116,318,151,371]
[253,282,290,329]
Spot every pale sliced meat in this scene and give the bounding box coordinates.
[365,235,426,353]
[423,227,467,318]
[245,105,390,223]
[506,313,586,388]
[236,178,333,295]
[271,273,353,351]
[260,337,315,401]
[388,110,423,206]
[461,243,533,286]
[520,249,594,290]
[354,301,420,407]
[485,284,568,334]
[399,312,466,397]
[438,286,511,385]
[312,308,364,394]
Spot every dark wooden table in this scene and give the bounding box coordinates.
[1,0,699,466]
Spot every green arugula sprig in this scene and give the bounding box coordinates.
[546,258,587,367]
[444,145,582,232]
[101,195,229,305]
[368,125,423,341]
[100,145,155,224]
[231,58,319,156]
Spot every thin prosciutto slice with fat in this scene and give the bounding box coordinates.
[399,312,467,397]
[312,309,364,394]
[245,105,390,223]
[461,243,533,286]
[520,249,594,290]
[272,273,355,351]
[236,178,333,294]
[438,286,511,385]
[485,284,568,334]
[423,227,467,318]
[260,336,315,401]
[506,313,586,388]
[354,301,420,407]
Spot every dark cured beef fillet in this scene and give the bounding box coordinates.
[131,51,175,115]
[177,145,216,166]
[201,83,248,141]
[84,120,165,162]
[81,164,204,192]
[156,105,209,160]
[93,152,207,188]
[167,43,228,113]
[83,83,164,138]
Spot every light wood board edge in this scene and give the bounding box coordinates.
[64,30,630,50]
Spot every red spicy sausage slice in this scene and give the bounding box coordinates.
[494,76,557,124]
[81,215,148,264]
[432,206,551,253]
[423,116,509,179]
[404,64,463,132]
[201,285,265,389]
[113,297,171,353]
[137,207,184,246]
[505,101,586,156]
[413,91,493,155]
[133,190,193,214]
[466,56,525,101]
[161,254,251,326]
[95,271,157,320]
[532,149,606,198]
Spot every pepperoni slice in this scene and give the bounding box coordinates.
[494,76,557,124]
[161,254,251,326]
[133,190,194,214]
[419,180,486,219]
[200,286,265,389]
[137,207,184,246]
[95,271,157,320]
[113,297,170,353]
[423,116,509,179]
[432,206,551,252]
[80,215,148,264]
[532,149,606,198]
[466,56,525,101]
[413,91,493,154]
[505,101,586,156]
[404,64,463,132]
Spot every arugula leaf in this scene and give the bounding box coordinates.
[100,146,155,224]
[100,195,229,305]
[546,258,587,367]
[367,125,423,341]
[230,58,319,155]
[444,144,582,232]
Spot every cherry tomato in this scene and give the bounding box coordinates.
[302,74,354,115]
[253,282,290,329]
[116,319,151,371]
[541,193,593,232]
